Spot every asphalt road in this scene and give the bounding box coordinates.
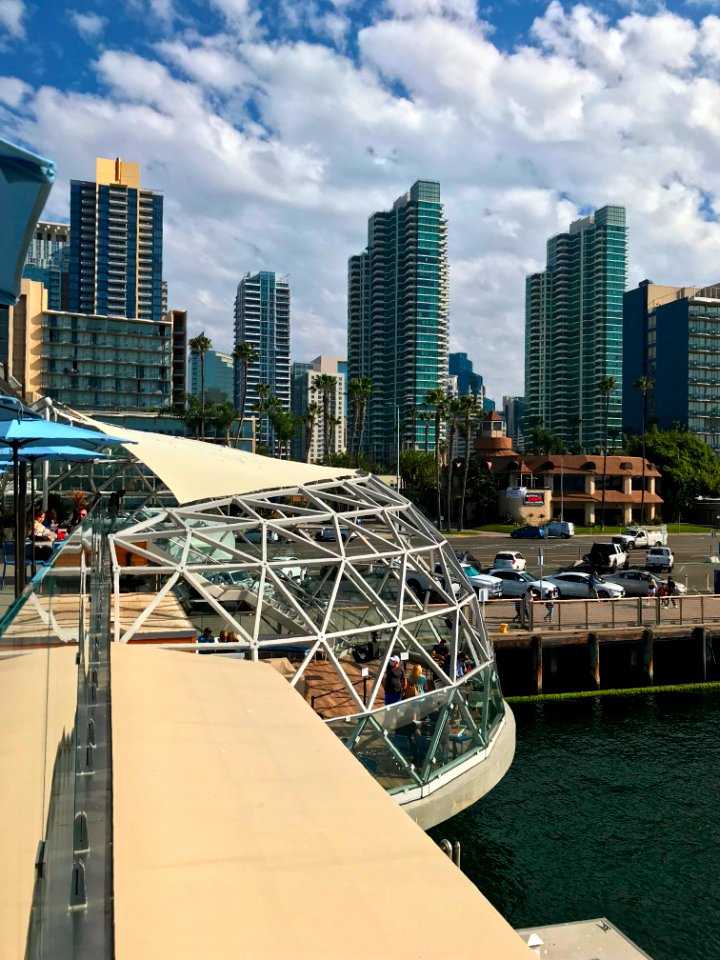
[444,531,720,596]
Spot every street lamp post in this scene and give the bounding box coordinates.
[560,456,564,523]
[396,405,401,492]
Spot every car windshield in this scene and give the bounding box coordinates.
[516,572,533,582]
[624,529,639,536]
[463,565,481,577]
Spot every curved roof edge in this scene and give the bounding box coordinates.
[82,416,356,504]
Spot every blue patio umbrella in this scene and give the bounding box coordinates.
[0,404,133,594]
[0,445,111,577]
[0,137,56,306]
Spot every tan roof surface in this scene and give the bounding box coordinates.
[83,417,355,503]
[0,648,77,960]
[112,647,533,960]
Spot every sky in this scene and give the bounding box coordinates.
[3,0,720,402]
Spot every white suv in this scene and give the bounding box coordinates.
[646,546,674,572]
[493,551,526,572]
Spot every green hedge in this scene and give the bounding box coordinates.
[506,681,720,704]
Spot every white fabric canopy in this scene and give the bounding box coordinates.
[87,418,356,503]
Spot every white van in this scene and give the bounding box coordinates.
[546,520,575,539]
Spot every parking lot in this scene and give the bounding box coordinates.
[445,531,720,596]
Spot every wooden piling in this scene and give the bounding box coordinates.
[643,629,654,684]
[589,633,600,688]
[532,635,543,694]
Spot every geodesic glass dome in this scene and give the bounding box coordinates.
[107,473,508,805]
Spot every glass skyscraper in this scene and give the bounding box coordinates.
[68,158,164,323]
[23,221,69,311]
[525,205,626,452]
[348,180,448,466]
[234,271,291,447]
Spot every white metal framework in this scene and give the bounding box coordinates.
[108,473,507,801]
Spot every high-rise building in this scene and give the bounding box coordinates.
[22,221,69,310]
[189,348,234,404]
[348,180,448,465]
[449,352,484,399]
[290,356,347,463]
[502,396,525,451]
[234,271,290,447]
[623,280,720,449]
[69,157,164,322]
[525,205,626,452]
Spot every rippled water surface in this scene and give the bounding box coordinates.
[430,693,720,960]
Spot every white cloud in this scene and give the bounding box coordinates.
[0,0,24,37]
[70,11,107,41]
[12,2,720,404]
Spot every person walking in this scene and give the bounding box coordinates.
[645,579,657,608]
[588,571,599,600]
[666,576,677,609]
[544,599,554,624]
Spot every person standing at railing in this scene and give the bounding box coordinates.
[384,655,406,705]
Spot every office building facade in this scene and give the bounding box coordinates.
[624,280,720,450]
[525,205,626,452]
[234,271,290,447]
[22,221,69,311]
[290,356,347,463]
[502,396,525,451]
[69,157,164,323]
[189,348,234,404]
[449,352,483,399]
[348,180,448,465]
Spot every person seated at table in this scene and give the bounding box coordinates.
[218,630,228,643]
[198,626,215,653]
[32,509,57,543]
[43,509,59,533]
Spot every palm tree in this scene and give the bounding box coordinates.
[348,376,373,464]
[189,333,212,440]
[252,384,273,454]
[312,373,338,465]
[233,342,260,448]
[406,406,419,450]
[270,407,297,459]
[458,395,478,532]
[598,375,618,530]
[210,400,237,446]
[418,411,432,453]
[328,414,342,458]
[425,388,448,526]
[304,400,320,463]
[444,398,462,530]
[634,375,654,523]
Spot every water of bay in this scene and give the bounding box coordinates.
[431,692,720,960]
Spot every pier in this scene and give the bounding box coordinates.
[484,596,720,695]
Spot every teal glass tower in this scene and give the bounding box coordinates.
[347,180,448,466]
[525,206,626,452]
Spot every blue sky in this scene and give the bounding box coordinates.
[4,0,720,399]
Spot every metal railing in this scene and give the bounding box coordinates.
[482,594,720,633]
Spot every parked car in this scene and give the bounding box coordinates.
[603,569,686,597]
[645,546,674,572]
[488,568,559,600]
[545,520,575,539]
[583,542,629,573]
[510,525,545,539]
[542,571,625,599]
[493,551,527,572]
[407,567,461,602]
[270,556,308,583]
[612,525,668,550]
[454,563,503,599]
[315,527,358,542]
[242,527,279,544]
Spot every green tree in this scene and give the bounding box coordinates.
[528,420,565,455]
[188,333,212,440]
[634,375,655,522]
[457,395,479,532]
[210,400,237,447]
[418,411,432,453]
[270,407,297,459]
[177,393,203,438]
[406,406,419,450]
[233,341,260,448]
[252,384,274,455]
[464,457,498,526]
[312,373,338,465]
[304,400,320,463]
[444,398,462,530]
[598,375,618,530]
[400,449,436,509]
[626,428,720,520]
[425,388,448,526]
[348,376,373,464]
